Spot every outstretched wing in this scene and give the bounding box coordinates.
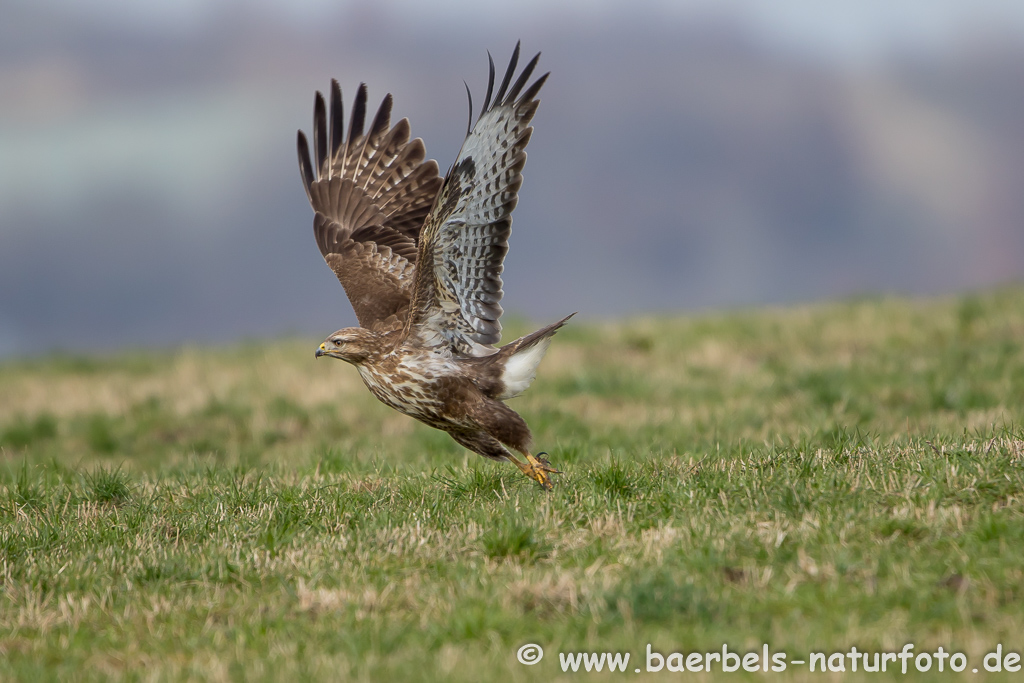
[407,43,548,355]
[297,82,443,332]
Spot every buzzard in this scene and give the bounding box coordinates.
[297,43,572,489]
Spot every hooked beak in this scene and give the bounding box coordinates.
[315,342,327,358]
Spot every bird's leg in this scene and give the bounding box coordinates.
[506,450,561,490]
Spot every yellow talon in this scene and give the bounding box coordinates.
[510,451,561,490]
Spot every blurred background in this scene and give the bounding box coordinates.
[3,0,1024,358]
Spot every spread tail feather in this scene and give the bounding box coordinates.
[498,313,575,399]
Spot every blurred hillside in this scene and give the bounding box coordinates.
[2,1,1024,356]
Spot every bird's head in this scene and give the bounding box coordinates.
[315,327,378,365]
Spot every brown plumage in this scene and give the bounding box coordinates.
[297,43,572,488]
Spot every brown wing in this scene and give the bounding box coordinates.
[407,43,548,355]
[297,81,443,331]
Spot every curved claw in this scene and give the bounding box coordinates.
[515,451,561,490]
[533,451,562,473]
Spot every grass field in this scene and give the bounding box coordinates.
[2,287,1024,681]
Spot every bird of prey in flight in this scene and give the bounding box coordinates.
[297,43,572,489]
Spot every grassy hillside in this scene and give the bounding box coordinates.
[1,288,1023,681]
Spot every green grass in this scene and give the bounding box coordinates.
[1,287,1024,681]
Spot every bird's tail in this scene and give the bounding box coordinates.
[498,313,575,399]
